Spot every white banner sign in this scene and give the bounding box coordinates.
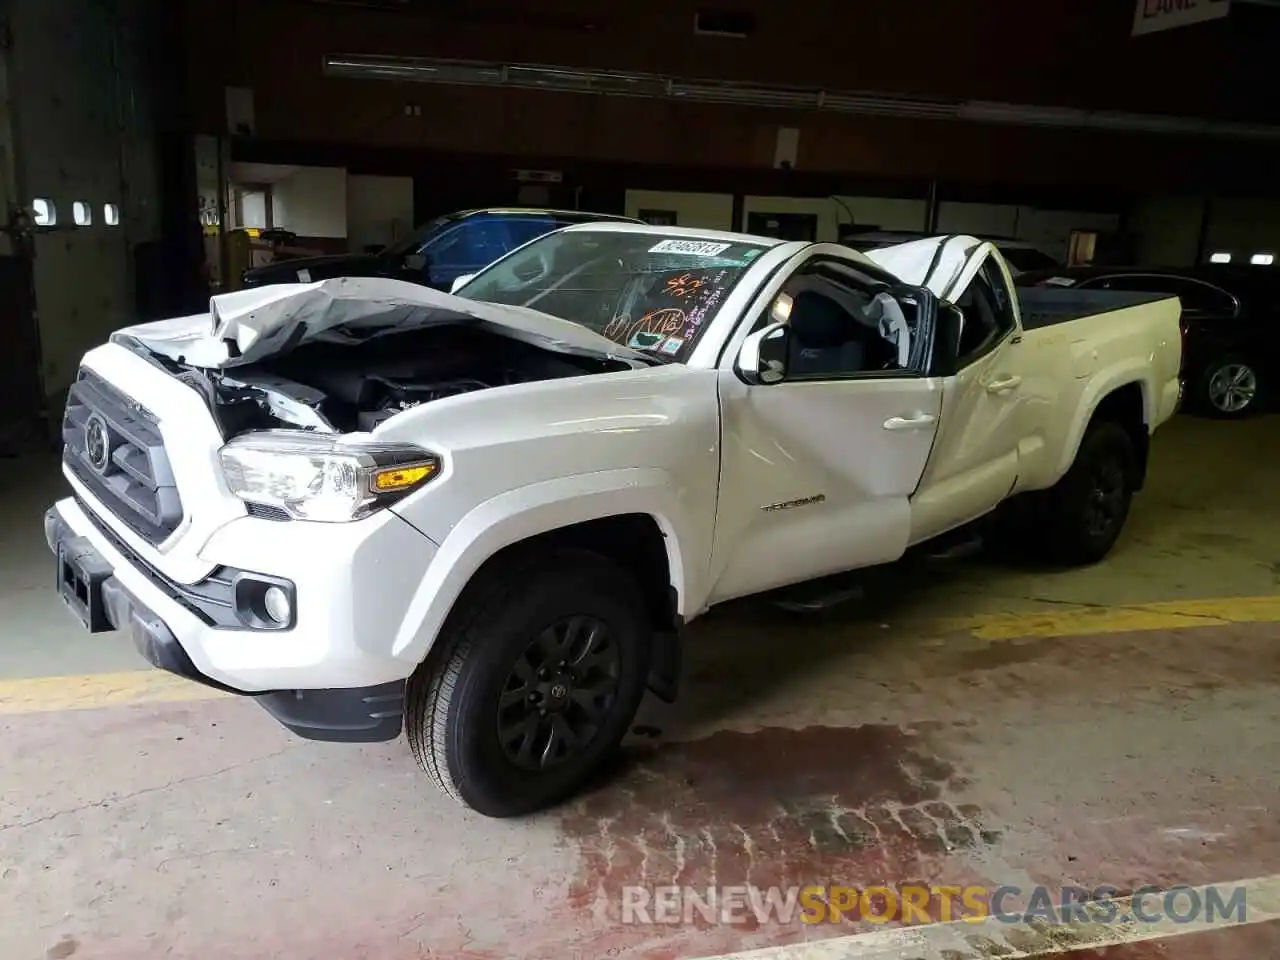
[1133,0,1231,36]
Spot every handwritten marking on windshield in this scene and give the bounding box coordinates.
[605,307,687,346]
[665,273,706,299]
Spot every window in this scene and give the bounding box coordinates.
[638,209,679,227]
[951,260,1017,366]
[72,201,92,226]
[422,216,512,287]
[771,258,916,380]
[31,198,56,226]
[505,214,560,249]
[1210,252,1232,264]
[1251,253,1275,266]
[1081,275,1237,318]
[103,203,120,226]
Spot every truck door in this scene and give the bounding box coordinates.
[896,242,1030,543]
[707,247,943,604]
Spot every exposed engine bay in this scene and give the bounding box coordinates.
[181,323,631,435]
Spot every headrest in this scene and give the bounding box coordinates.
[788,290,851,349]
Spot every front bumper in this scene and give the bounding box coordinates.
[45,496,438,741]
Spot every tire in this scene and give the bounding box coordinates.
[1199,355,1264,419]
[1035,420,1137,566]
[405,548,651,818]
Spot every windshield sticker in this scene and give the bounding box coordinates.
[296,268,312,283]
[627,330,666,350]
[607,307,687,347]
[659,336,684,355]
[648,239,733,256]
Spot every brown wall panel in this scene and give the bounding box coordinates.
[186,0,1253,126]
[187,0,1280,194]
[226,73,1280,194]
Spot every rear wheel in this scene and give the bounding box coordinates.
[988,420,1137,566]
[406,548,651,818]
[1200,356,1263,418]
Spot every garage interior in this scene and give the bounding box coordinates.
[3,1,1280,959]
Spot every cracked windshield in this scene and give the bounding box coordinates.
[459,231,771,361]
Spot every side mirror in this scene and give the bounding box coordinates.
[450,273,476,294]
[737,321,789,385]
[932,304,964,375]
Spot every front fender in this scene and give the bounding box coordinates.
[1055,363,1154,478]
[389,468,704,667]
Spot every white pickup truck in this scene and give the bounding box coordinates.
[46,225,1182,817]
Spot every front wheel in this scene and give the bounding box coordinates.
[1200,356,1264,418]
[1034,420,1137,566]
[406,548,651,818]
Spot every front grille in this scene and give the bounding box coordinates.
[75,496,240,628]
[62,369,184,544]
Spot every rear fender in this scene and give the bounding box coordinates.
[1056,366,1153,479]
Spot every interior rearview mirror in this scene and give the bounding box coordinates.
[403,253,427,272]
[737,321,789,385]
[450,273,476,294]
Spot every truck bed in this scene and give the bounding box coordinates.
[1016,287,1176,331]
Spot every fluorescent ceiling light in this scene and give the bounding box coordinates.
[323,55,503,85]
[1251,253,1275,265]
[1210,252,1232,263]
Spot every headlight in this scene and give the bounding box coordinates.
[219,430,440,522]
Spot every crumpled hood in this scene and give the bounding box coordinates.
[111,276,650,369]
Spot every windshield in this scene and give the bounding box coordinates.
[456,230,771,362]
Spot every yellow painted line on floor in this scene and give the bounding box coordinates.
[0,669,230,716]
[2,593,1278,716]
[695,873,1280,960]
[942,593,1280,641]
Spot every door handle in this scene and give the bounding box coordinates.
[986,375,1022,394]
[883,413,937,431]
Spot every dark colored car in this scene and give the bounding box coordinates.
[1018,264,1280,418]
[241,207,643,292]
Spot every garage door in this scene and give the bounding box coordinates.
[0,19,42,447]
[5,0,159,444]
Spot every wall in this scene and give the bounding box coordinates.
[271,166,347,239]
[185,0,1271,125]
[740,195,927,241]
[239,189,269,229]
[936,203,1121,261]
[1130,197,1205,266]
[347,174,413,251]
[1204,198,1280,263]
[623,190,734,230]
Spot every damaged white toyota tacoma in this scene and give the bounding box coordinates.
[47,224,1183,816]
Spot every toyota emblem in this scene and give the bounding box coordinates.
[84,414,110,473]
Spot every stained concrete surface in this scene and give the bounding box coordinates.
[2,415,1279,959]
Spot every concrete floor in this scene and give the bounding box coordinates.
[2,414,1279,960]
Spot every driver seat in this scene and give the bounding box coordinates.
[787,290,867,377]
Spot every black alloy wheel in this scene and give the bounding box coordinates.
[1084,455,1128,541]
[497,615,621,771]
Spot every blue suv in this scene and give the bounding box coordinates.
[241,207,642,291]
